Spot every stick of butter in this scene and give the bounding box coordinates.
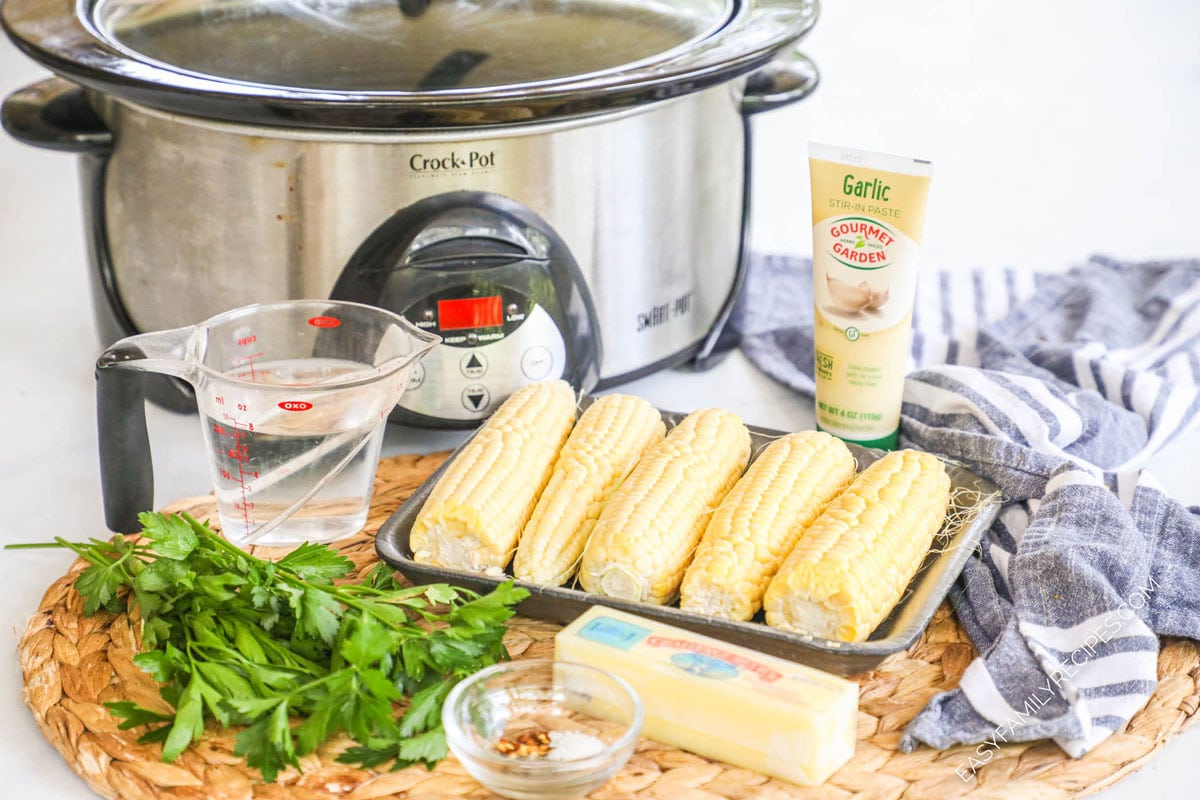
[554,606,858,786]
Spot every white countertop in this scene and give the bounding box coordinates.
[3,1,1200,797]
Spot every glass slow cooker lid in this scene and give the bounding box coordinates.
[2,0,817,127]
[92,0,732,92]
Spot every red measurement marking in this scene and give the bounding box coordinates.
[308,315,341,328]
[278,400,313,412]
[212,419,256,532]
[231,352,264,382]
[237,335,257,346]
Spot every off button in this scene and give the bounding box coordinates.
[521,346,554,379]
[462,384,490,412]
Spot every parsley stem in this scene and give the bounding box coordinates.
[178,514,430,634]
[4,539,152,557]
[183,514,271,564]
[178,514,455,624]
[54,536,138,581]
[3,542,69,549]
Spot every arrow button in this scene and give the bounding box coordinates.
[462,384,491,412]
[460,351,488,379]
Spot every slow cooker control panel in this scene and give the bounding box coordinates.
[397,287,567,421]
[330,191,599,428]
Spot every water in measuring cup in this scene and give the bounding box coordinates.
[202,358,396,547]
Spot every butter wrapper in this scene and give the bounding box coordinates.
[555,606,858,786]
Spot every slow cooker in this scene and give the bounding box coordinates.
[2,0,819,426]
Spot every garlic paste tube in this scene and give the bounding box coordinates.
[809,143,932,450]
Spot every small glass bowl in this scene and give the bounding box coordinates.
[443,659,643,800]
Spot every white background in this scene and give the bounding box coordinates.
[2,1,1199,797]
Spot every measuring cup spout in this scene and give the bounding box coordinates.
[97,325,198,380]
[95,326,198,532]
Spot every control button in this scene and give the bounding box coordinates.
[406,362,426,390]
[466,332,479,345]
[422,308,435,322]
[521,345,554,379]
[460,352,488,379]
[462,384,490,411]
[507,303,519,315]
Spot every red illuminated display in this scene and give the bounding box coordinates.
[438,295,503,330]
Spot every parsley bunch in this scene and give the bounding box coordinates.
[35,511,527,781]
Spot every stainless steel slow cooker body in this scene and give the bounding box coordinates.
[2,0,820,425]
[94,90,750,379]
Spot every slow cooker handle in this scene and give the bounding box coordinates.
[689,51,820,371]
[741,49,820,116]
[1,76,112,154]
[95,344,155,533]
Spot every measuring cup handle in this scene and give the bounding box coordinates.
[96,343,155,533]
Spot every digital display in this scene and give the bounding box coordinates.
[438,295,503,330]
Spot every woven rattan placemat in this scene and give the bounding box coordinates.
[17,453,1200,800]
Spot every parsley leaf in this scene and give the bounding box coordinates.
[397,727,447,768]
[106,701,173,729]
[162,675,206,761]
[133,557,191,595]
[138,511,199,560]
[234,700,298,783]
[73,562,126,615]
[296,588,344,645]
[275,542,353,585]
[340,613,396,667]
[422,584,460,605]
[398,680,450,737]
[336,741,400,770]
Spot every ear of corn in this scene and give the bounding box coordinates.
[763,449,951,642]
[578,407,751,605]
[409,380,577,574]
[513,394,666,586]
[679,431,857,621]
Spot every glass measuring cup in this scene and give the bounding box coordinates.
[96,300,440,546]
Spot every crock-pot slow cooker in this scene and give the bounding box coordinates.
[2,0,819,426]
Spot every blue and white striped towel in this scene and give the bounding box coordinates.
[729,254,1200,761]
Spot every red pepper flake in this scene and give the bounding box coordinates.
[495,729,553,758]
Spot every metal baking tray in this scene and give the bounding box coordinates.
[376,400,1001,675]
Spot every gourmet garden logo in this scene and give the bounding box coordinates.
[826,216,896,269]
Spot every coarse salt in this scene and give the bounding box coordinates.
[547,730,605,761]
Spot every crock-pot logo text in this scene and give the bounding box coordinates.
[408,150,497,174]
[827,216,895,269]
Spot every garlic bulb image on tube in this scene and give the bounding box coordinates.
[808,144,933,450]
